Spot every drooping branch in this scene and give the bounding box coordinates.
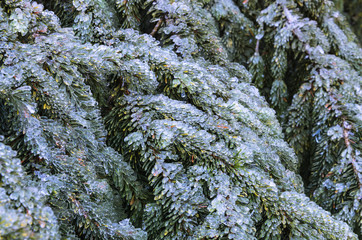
[342,118,362,188]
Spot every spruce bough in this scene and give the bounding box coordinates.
[0,0,361,239]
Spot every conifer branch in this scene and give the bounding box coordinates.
[1,0,361,239]
[342,118,362,188]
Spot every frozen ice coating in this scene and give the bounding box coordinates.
[0,0,360,239]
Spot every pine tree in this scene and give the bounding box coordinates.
[0,0,361,239]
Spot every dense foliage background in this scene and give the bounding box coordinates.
[0,0,361,239]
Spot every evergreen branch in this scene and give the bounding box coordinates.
[1,0,361,239]
[342,118,362,188]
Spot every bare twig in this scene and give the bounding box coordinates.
[255,39,260,53]
[150,18,163,37]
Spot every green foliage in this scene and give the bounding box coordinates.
[0,0,361,239]
[0,138,59,239]
[246,0,362,236]
[343,0,361,42]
